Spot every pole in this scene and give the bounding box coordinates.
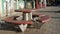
[35,0,39,9]
[43,0,46,7]
[17,0,19,9]
[6,1,8,16]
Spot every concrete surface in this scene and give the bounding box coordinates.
[39,6,60,11]
[0,6,60,34]
[0,12,60,34]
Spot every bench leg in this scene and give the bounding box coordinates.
[18,24,27,32]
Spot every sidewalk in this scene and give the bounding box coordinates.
[39,6,60,11]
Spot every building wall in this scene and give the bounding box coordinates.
[0,0,6,17]
[0,0,2,17]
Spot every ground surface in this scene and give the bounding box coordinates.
[39,6,60,11]
[0,7,60,34]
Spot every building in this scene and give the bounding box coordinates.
[0,0,2,17]
[0,0,47,18]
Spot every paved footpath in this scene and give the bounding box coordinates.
[39,6,60,11]
[0,6,60,34]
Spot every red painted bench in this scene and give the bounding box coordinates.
[15,9,39,13]
[4,17,33,25]
[38,15,51,23]
[33,14,45,17]
[33,14,51,23]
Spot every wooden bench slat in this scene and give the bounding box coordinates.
[4,17,33,24]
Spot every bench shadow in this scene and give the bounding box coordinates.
[55,11,60,13]
[0,23,22,32]
[51,17,60,18]
[0,22,44,32]
[27,21,44,29]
